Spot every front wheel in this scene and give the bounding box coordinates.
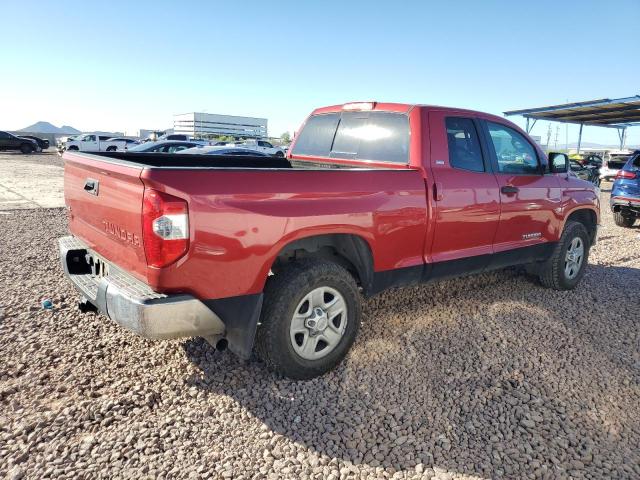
[256,259,361,379]
[274,151,284,157]
[614,211,635,228]
[20,143,33,154]
[538,221,590,290]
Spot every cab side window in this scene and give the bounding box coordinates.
[445,117,484,172]
[487,122,539,174]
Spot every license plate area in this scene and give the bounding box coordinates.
[85,252,110,279]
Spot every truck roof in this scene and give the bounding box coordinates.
[311,101,508,124]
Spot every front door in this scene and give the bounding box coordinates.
[81,135,98,151]
[428,111,501,264]
[481,120,561,253]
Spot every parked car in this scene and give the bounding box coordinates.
[126,140,203,153]
[179,145,269,156]
[600,152,631,182]
[610,150,640,227]
[65,134,132,153]
[106,137,140,148]
[0,130,39,154]
[581,154,603,168]
[235,140,285,157]
[570,160,600,186]
[19,135,50,150]
[159,134,213,143]
[59,101,599,380]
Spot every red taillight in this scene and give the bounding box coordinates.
[142,189,189,268]
[615,170,637,180]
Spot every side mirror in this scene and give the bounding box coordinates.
[549,152,569,174]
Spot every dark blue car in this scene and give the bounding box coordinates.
[610,150,640,227]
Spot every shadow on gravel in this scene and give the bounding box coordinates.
[183,265,640,478]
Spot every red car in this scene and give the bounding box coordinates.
[59,102,600,379]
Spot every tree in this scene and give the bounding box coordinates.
[280,132,291,144]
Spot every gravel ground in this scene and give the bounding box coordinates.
[0,149,64,168]
[1,183,639,479]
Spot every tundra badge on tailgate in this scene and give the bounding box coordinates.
[102,220,141,247]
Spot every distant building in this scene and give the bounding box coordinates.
[173,112,268,139]
[127,129,173,140]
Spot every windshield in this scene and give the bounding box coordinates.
[127,142,154,152]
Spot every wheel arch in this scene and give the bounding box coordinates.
[563,207,598,245]
[269,233,375,294]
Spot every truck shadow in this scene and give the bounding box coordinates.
[183,265,640,478]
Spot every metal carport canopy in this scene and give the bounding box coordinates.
[503,95,640,152]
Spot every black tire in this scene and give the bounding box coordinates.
[67,146,79,151]
[256,259,361,380]
[274,151,284,157]
[538,221,590,290]
[614,211,635,228]
[20,143,33,154]
[106,146,117,152]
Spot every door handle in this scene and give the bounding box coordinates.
[501,185,519,194]
[434,182,444,201]
[84,178,99,196]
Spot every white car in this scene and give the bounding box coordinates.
[600,153,631,181]
[64,134,136,153]
[234,140,285,156]
[106,137,140,148]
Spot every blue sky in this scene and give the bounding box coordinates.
[1,0,638,146]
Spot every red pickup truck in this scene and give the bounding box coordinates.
[59,102,600,379]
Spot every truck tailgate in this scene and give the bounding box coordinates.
[64,152,148,281]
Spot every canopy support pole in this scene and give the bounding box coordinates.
[576,124,584,154]
[524,118,537,133]
[618,127,627,150]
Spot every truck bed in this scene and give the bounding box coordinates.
[63,150,428,301]
[95,151,295,169]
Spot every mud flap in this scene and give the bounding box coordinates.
[204,293,264,360]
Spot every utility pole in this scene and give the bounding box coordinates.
[554,125,560,150]
[565,98,569,151]
[546,124,552,151]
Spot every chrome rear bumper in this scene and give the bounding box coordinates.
[58,236,225,339]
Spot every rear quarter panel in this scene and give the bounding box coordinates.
[141,168,428,299]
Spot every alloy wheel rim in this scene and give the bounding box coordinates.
[564,237,584,280]
[289,286,347,360]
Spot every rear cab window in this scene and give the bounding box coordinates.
[445,117,485,172]
[291,110,409,164]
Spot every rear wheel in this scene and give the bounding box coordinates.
[256,259,361,379]
[67,146,79,151]
[20,143,33,154]
[538,221,590,290]
[106,146,117,152]
[614,211,636,228]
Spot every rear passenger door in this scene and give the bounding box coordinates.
[480,120,561,252]
[428,111,501,263]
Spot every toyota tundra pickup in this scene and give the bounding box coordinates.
[59,102,600,379]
